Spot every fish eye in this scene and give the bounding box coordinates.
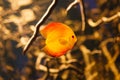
[72,35,74,38]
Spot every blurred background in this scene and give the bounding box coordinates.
[0,0,120,80]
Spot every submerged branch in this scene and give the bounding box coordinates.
[23,0,57,54]
[88,12,120,27]
[66,0,86,31]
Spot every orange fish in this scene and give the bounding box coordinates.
[40,22,77,57]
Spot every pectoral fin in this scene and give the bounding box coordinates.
[59,38,68,45]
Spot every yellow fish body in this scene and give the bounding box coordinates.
[40,22,77,57]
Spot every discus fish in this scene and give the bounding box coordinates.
[40,22,77,57]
